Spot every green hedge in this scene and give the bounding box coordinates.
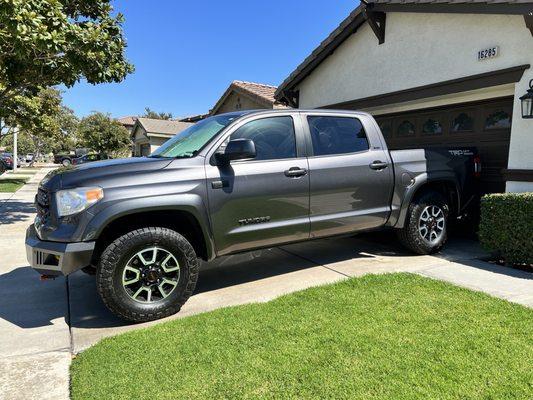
[479,192,533,265]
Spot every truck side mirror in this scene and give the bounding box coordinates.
[215,138,256,165]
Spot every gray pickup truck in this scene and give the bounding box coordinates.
[26,109,480,322]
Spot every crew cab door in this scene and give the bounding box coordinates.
[205,113,310,256]
[303,113,393,238]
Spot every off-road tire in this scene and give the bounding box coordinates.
[62,158,71,166]
[96,227,199,323]
[397,191,449,255]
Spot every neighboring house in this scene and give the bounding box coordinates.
[118,116,139,156]
[117,116,138,134]
[275,0,533,194]
[210,80,287,115]
[131,118,193,156]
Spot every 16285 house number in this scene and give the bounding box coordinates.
[477,46,499,61]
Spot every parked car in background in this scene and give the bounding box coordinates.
[71,153,110,165]
[54,153,73,166]
[54,148,89,166]
[27,110,481,323]
[0,152,21,169]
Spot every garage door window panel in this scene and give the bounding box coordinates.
[451,111,475,133]
[422,116,443,136]
[229,116,297,161]
[397,120,416,137]
[484,110,512,131]
[307,116,369,156]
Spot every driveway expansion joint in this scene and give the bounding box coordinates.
[279,247,353,278]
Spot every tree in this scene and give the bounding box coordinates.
[0,0,134,119]
[143,107,173,120]
[52,105,80,154]
[78,112,130,157]
[0,87,80,164]
[2,130,35,155]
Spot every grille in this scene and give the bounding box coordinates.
[36,188,51,224]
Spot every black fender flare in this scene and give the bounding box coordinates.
[390,173,460,228]
[81,194,216,261]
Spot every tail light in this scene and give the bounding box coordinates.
[473,155,482,178]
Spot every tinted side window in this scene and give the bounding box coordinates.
[307,116,369,156]
[230,116,296,161]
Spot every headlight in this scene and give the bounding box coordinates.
[56,187,104,217]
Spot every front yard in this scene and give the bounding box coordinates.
[0,178,28,192]
[71,273,533,399]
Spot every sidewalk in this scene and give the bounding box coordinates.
[0,167,70,400]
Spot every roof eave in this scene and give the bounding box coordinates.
[372,3,533,16]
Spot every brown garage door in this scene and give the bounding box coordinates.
[375,97,513,194]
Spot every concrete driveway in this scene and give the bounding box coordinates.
[1,170,532,400]
[68,234,533,353]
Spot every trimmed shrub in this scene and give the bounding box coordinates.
[479,192,533,265]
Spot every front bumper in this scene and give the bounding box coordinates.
[25,224,95,276]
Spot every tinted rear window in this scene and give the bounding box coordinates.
[307,116,369,156]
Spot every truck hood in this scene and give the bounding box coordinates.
[41,157,174,191]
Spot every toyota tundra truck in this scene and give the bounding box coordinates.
[26,110,480,322]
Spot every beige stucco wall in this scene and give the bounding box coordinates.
[295,12,533,192]
[149,137,169,154]
[131,127,171,156]
[214,92,268,114]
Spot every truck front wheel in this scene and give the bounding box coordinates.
[397,191,449,255]
[96,227,199,322]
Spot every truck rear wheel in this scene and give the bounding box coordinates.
[397,191,449,255]
[96,227,199,323]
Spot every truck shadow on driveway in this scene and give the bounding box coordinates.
[0,200,35,225]
[67,248,376,330]
[0,267,68,328]
[1,234,529,336]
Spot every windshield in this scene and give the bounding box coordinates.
[149,114,244,158]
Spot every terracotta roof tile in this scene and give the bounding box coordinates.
[231,80,278,104]
[117,116,138,126]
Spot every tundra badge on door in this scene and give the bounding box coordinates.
[238,216,271,226]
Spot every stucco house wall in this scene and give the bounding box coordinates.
[295,12,533,192]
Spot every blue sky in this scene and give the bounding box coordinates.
[62,0,357,119]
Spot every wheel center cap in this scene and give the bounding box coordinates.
[146,269,160,283]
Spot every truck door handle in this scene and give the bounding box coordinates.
[369,161,388,170]
[284,167,307,178]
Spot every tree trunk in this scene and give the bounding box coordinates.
[29,134,42,167]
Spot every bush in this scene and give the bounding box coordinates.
[479,192,533,265]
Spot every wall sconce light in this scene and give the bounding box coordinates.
[519,79,533,119]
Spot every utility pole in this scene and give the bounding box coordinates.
[13,126,18,173]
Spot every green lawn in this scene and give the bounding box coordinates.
[70,274,533,400]
[0,178,28,192]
